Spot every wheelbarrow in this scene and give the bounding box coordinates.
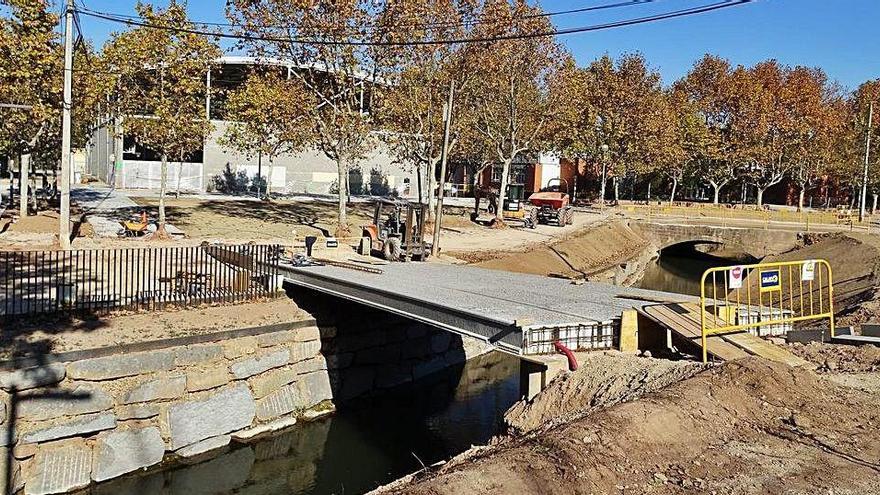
[118,211,150,237]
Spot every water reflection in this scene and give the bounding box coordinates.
[91,351,520,495]
[637,244,757,296]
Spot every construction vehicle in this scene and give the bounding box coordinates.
[358,199,430,261]
[528,178,574,226]
[471,186,538,228]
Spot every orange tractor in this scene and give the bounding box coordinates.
[358,199,430,261]
[528,178,574,226]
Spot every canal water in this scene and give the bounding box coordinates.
[99,351,521,495]
[636,243,758,296]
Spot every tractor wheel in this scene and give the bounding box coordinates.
[358,236,372,256]
[556,209,566,226]
[528,208,539,229]
[565,208,574,225]
[383,237,403,261]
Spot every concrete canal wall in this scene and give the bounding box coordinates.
[0,315,490,494]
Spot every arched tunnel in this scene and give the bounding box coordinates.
[637,239,761,296]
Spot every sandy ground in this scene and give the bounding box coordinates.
[787,341,880,393]
[752,232,880,327]
[130,196,475,243]
[468,218,647,279]
[1,297,308,360]
[788,341,880,373]
[442,208,610,257]
[504,353,708,435]
[376,354,880,495]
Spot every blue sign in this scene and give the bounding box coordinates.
[760,269,781,292]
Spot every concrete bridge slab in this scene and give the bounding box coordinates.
[280,262,695,355]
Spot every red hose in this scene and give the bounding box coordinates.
[553,341,579,371]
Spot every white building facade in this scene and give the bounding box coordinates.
[85,57,417,197]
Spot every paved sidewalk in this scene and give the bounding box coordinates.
[72,185,183,238]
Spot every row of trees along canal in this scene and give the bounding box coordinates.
[1,0,879,238]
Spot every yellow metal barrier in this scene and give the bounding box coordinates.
[699,259,835,363]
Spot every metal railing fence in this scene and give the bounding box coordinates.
[0,244,282,317]
[699,259,835,363]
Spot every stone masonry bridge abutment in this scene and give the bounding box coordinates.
[629,220,803,260]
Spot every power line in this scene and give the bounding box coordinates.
[78,0,665,33]
[74,0,753,47]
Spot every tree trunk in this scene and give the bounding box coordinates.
[669,177,678,206]
[19,153,29,218]
[265,158,274,200]
[426,158,436,221]
[709,180,722,205]
[175,154,183,198]
[647,181,651,201]
[335,158,349,235]
[613,176,619,203]
[873,194,878,215]
[156,153,169,239]
[599,162,607,205]
[756,187,765,208]
[7,167,13,206]
[495,158,512,223]
[5,156,15,211]
[797,185,806,212]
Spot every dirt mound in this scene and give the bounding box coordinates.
[475,219,649,279]
[7,211,60,234]
[756,232,880,326]
[505,353,707,434]
[788,341,880,373]
[379,357,880,495]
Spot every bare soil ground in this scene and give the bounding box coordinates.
[786,341,880,394]
[504,353,708,434]
[787,341,880,373]
[0,297,308,360]
[469,218,648,279]
[756,232,880,326]
[0,211,63,248]
[131,197,475,243]
[376,355,880,495]
[442,209,610,262]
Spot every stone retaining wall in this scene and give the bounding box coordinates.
[0,316,490,495]
[324,312,492,402]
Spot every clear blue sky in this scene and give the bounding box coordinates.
[75,0,879,90]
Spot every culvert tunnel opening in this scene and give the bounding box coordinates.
[637,241,761,296]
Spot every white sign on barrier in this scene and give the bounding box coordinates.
[802,260,816,281]
[729,265,744,289]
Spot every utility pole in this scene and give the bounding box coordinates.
[58,3,74,249]
[431,81,454,258]
[859,102,874,223]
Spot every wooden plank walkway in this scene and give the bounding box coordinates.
[639,302,810,367]
[639,303,750,361]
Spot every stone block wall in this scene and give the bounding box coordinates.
[0,313,493,494]
[0,322,331,495]
[320,313,492,403]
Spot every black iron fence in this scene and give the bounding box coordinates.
[0,244,283,317]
